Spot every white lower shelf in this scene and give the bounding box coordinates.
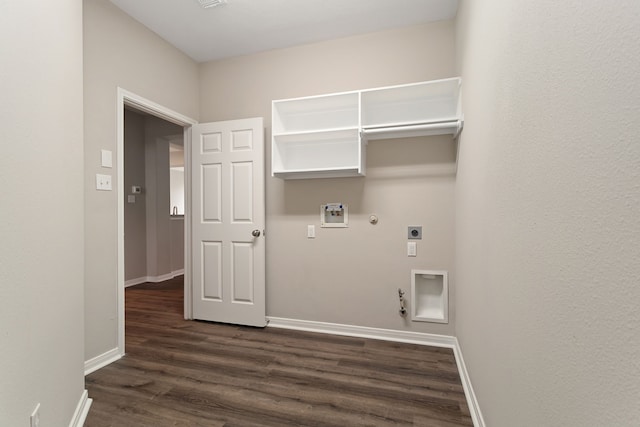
[273,167,363,180]
[272,128,364,179]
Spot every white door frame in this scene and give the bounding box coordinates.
[116,88,197,355]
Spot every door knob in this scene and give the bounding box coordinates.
[252,229,261,237]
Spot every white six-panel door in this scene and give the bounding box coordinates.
[191,118,265,327]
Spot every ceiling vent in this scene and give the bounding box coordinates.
[197,0,227,8]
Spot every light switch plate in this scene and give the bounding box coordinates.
[407,241,417,257]
[96,174,112,191]
[101,149,113,168]
[307,225,315,238]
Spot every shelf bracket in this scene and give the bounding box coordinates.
[453,118,464,139]
[361,121,461,140]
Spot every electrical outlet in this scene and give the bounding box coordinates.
[30,403,40,427]
[96,173,112,191]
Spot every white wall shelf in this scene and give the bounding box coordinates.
[272,78,462,179]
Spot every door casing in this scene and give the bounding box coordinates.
[116,88,197,356]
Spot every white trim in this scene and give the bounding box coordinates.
[119,88,198,127]
[171,269,185,277]
[266,317,484,427]
[124,270,185,288]
[117,90,126,359]
[452,338,485,427]
[84,347,122,376]
[124,276,148,288]
[116,87,197,356]
[183,126,193,320]
[267,317,456,348]
[68,390,92,427]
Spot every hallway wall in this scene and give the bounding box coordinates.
[143,116,184,280]
[124,110,147,281]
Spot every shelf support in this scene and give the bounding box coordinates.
[361,120,462,141]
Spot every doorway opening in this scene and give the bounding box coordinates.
[123,108,184,284]
[117,88,197,356]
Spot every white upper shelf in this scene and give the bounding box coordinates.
[361,78,461,130]
[272,91,359,135]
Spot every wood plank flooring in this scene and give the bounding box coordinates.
[85,277,472,426]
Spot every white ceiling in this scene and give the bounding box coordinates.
[109,0,458,63]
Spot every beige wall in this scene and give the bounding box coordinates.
[124,110,147,281]
[0,1,85,426]
[83,0,199,361]
[455,0,640,425]
[144,116,183,279]
[171,218,185,274]
[200,21,457,334]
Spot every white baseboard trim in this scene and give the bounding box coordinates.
[68,389,92,427]
[172,269,185,277]
[451,338,485,427]
[84,347,122,376]
[267,317,457,348]
[124,276,148,287]
[266,317,484,427]
[125,269,185,288]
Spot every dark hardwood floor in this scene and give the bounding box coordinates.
[85,277,472,426]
